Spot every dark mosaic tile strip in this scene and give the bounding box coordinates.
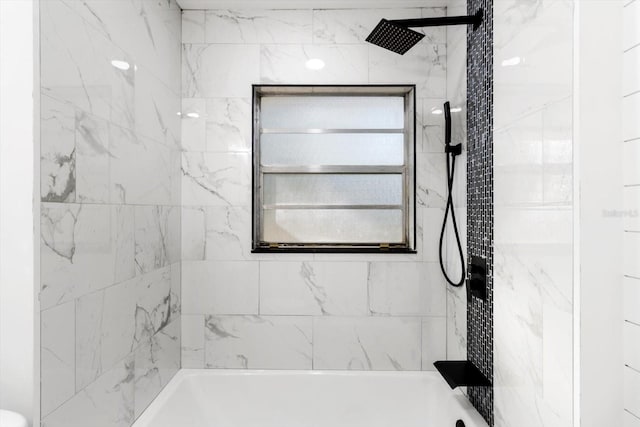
[466,0,494,425]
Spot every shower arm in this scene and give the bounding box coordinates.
[389,9,483,30]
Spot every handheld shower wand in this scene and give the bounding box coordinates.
[439,102,465,287]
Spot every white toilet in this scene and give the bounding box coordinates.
[0,410,28,427]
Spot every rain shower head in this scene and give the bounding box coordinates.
[366,9,484,55]
[365,19,425,56]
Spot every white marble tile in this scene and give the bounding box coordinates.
[75,111,110,203]
[421,99,446,153]
[446,285,467,361]
[260,44,368,85]
[421,317,446,371]
[182,261,259,315]
[182,44,260,98]
[312,8,445,45]
[135,266,179,343]
[313,317,421,370]
[182,314,205,369]
[204,315,312,369]
[206,98,252,153]
[180,98,206,151]
[369,44,446,99]
[181,206,206,261]
[493,0,573,129]
[416,153,447,208]
[41,0,135,129]
[62,0,182,94]
[75,290,105,391]
[134,320,180,419]
[204,206,252,260]
[368,262,446,316]
[423,208,444,262]
[40,95,76,202]
[41,302,75,417]
[181,152,251,206]
[205,10,312,44]
[135,67,181,149]
[134,206,179,275]
[40,203,135,310]
[259,261,368,315]
[182,10,205,44]
[110,128,172,205]
[42,355,135,427]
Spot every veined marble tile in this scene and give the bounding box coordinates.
[182,314,205,369]
[446,285,467,361]
[182,10,205,44]
[421,99,446,153]
[493,0,573,129]
[205,10,312,44]
[182,44,260,98]
[42,355,135,427]
[40,203,135,310]
[134,206,180,275]
[75,111,110,203]
[204,315,312,369]
[206,98,251,153]
[368,262,446,316]
[182,206,206,261]
[135,265,180,343]
[204,206,252,260]
[181,152,251,206]
[369,44,446,99]
[423,208,444,263]
[135,67,181,149]
[110,127,172,205]
[180,98,206,152]
[41,301,75,417]
[259,261,368,315]
[134,320,180,419]
[61,0,182,94]
[41,95,76,203]
[417,152,447,208]
[75,290,105,391]
[313,317,421,370]
[182,261,259,315]
[421,317,446,371]
[41,0,135,130]
[260,44,368,85]
[312,8,445,45]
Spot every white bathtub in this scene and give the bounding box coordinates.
[133,369,488,427]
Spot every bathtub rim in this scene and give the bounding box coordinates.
[133,369,489,427]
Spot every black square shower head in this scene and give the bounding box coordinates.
[365,19,425,55]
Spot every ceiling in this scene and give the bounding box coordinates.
[176,0,450,10]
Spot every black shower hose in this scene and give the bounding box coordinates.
[438,150,466,287]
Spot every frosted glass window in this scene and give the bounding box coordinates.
[263,174,403,206]
[261,134,404,166]
[263,210,404,243]
[253,85,416,251]
[261,96,405,129]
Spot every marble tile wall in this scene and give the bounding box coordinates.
[623,1,640,425]
[180,7,457,371]
[493,1,574,426]
[39,1,182,425]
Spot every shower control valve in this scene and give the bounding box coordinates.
[445,143,462,156]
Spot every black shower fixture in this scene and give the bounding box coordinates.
[366,9,483,55]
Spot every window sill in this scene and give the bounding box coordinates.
[251,247,417,254]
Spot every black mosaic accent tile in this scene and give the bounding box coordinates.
[466,0,494,425]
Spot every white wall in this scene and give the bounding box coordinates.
[622,0,640,426]
[0,0,37,423]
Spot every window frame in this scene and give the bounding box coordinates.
[251,84,417,253]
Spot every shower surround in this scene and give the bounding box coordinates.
[38,1,182,425]
[180,8,456,371]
